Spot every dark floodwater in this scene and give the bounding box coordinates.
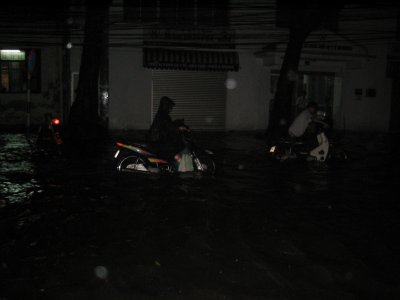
[1,131,400,299]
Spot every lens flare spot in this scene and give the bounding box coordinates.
[225,78,237,90]
[94,266,109,280]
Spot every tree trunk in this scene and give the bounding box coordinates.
[268,6,341,138]
[268,26,310,137]
[68,1,111,142]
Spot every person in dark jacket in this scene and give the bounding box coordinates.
[148,96,187,159]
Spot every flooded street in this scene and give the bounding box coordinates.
[1,131,400,299]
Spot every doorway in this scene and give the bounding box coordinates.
[295,72,335,121]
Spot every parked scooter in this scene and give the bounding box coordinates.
[114,127,216,175]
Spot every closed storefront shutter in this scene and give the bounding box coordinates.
[152,70,227,131]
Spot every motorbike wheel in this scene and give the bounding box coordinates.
[117,155,150,173]
[195,155,216,175]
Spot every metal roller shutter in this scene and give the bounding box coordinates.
[152,70,227,131]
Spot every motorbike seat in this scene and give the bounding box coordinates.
[130,142,160,154]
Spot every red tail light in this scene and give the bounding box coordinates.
[51,118,61,125]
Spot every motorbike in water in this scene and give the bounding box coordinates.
[36,116,64,155]
[268,132,331,162]
[114,127,216,175]
[268,111,347,162]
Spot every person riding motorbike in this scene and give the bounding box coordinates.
[147,96,193,171]
[288,101,328,150]
[36,112,64,155]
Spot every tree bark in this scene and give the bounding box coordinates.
[268,26,310,137]
[68,1,111,142]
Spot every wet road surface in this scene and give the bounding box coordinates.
[1,131,400,299]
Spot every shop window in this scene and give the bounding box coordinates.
[0,49,41,93]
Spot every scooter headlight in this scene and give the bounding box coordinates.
[269,146,276,153]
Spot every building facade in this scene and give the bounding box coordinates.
[103,0,399,132]
[1,0,398,132]
[0,5,66,129]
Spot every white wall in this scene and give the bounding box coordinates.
[108,48,272,131]
[338,44,392,132]
[106,44,392,132]
[226,52,270,130]
[260,41,392,132]
[109,48,152,130]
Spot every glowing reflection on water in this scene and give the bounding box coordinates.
[0,134,39,206]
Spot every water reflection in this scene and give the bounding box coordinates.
[1,131,400,299]
[0,134,39,206]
